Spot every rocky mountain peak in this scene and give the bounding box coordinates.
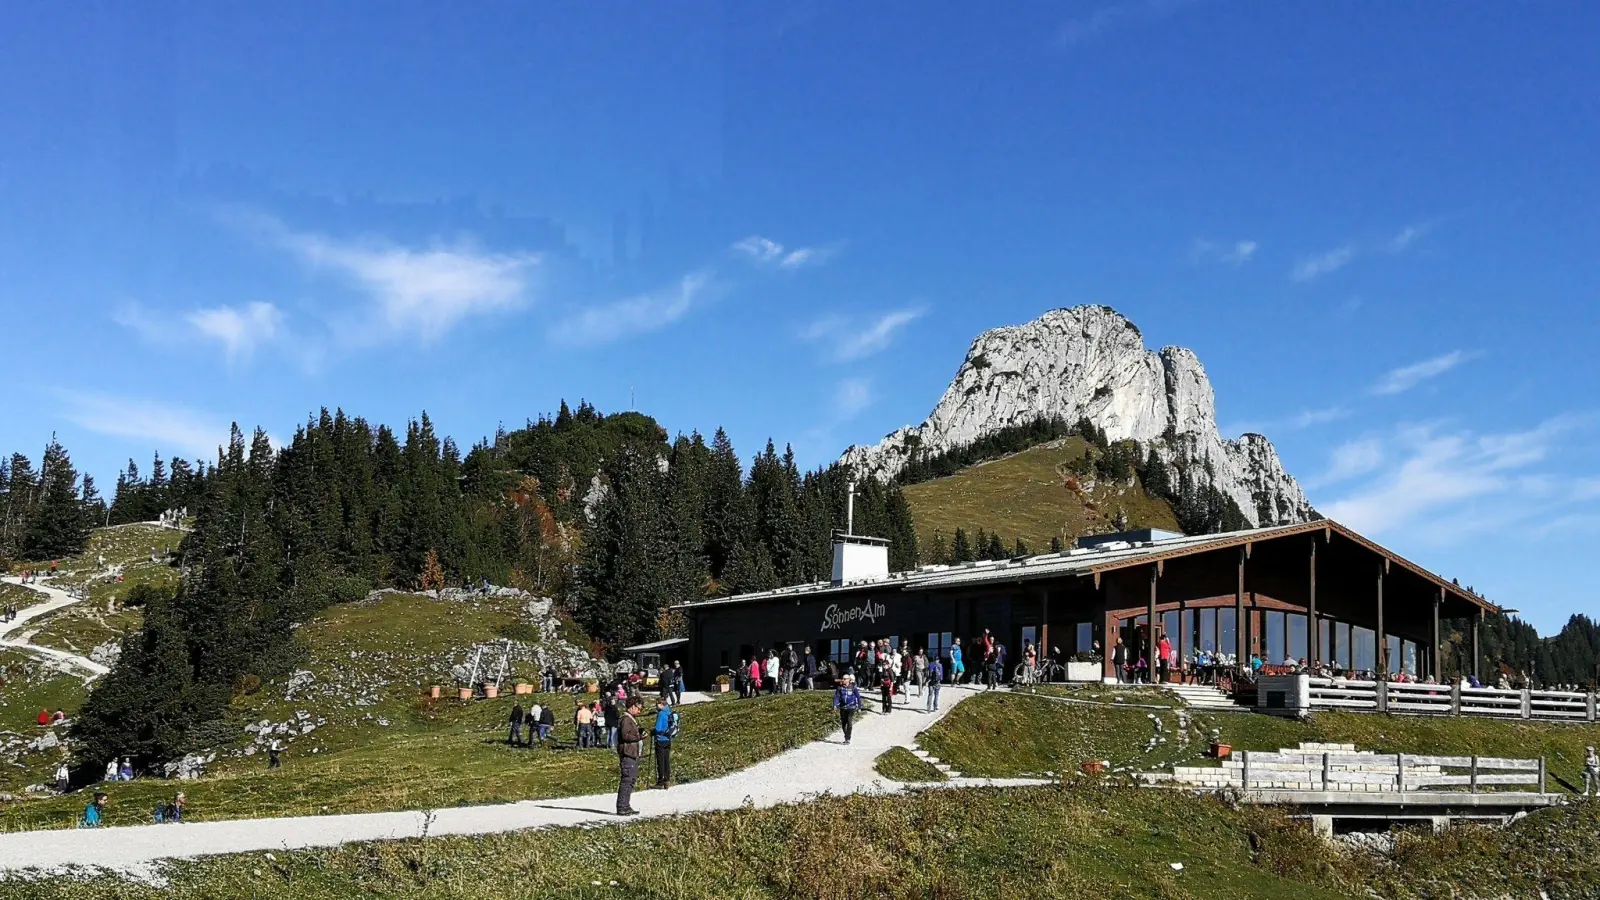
[841,305,1314,527]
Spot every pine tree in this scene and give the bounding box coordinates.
[926,530,949,566]
[420,549,445,591]
[985,532,1006,561]
[573,442,672,648]
[1013,537,1029,557]
[701,428,751,588]
[20,436,90,560]
[1050,535,1065,553]
[951,527,974,563]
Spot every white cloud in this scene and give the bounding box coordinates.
[1371,350,1477,396]
[1291,406,1349,428]
[835,378,873,418]
[1312,437,1384,487]
[186,302,283,361]
[1056,0,1199,47]
[55,391,241,460]
[1191,238,1258,266]
[1291,245,1355,282]
[1317,415,1597,543]
[1387,224,1427,253]
[280,229,537,342]
[551,271,713,346]
[732,235,832,270]
[801,307,925,362]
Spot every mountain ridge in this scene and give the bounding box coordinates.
[842,305,1314,528]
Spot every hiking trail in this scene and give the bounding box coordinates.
[0,576,110,678]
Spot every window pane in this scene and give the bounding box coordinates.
[1287,614,1307,663]
[1351,626,1375,672]
[1219,609,1236,658]
[1388,635,1403,675]
[1075,622,1092,653]
[1318,618,1331,663]
[1265,611,1285,662]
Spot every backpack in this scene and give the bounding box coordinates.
[667,711,681,739]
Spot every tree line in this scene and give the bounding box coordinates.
[70,403,918,770]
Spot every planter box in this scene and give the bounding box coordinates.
[717,683,730,693]
[514,683,533,695]
[1066,661,1102,683]
[1210,742,1232,760]
[484,685,499,699]
[428,685,441,700]
[1080,760,1106,775]
[458,688,473,701]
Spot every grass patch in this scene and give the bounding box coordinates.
[0,650,83,794]
[873,746,947,782]
[925,692,1600,791]
[0,691,835,830]
[902,438,1179,549]
[0,784,1367,899]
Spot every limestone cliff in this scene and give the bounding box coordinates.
[841,305,1314,527]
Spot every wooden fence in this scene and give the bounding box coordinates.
[1307,678,1598,722]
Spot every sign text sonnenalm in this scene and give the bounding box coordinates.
[821,599,887,632]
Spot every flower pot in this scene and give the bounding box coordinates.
[429,685,441,700]
[1210,742,1231,760]
[515,683,533,695]
[718,683,730,693]
[1080,760,1106,776]
[484,685,499,699]
[458,688,473,701]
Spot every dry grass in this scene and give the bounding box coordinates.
[902,438,1179,549]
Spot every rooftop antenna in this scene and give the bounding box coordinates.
[846,480,856,536]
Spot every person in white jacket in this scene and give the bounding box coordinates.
[764,651,779,690]
[55,762,69,793]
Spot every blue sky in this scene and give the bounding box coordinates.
[2,3,1596,632]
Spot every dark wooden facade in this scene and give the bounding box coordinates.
[675,521,1494,691]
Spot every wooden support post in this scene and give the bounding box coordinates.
[1470,755,1478,794]
[1177,598,1187,683]
[1522,688,1532,719]
[1376,563,1387,677]
[1040,588,1050,668]
[1471,609,1481,681]
[1433,587,1443,681]
[1235,548,1247,669]
[1308,538,1319,668]
[1148,565,1158,683]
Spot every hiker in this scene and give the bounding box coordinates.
[670,660,684,705]
[926,655,944,712]
[268,739,283,769]
[652,696,678,789]
[155,792,185,823]
[1113,639,1129,684]
[508,702,525,746]
[615,698,643,816]
[538,702,555,742]
[55,762,69,793]
[1022,641,1037,685]
[80,793,107,828]
[37,709,50,727]
[119,758,133,781]
[104,759,118,783]
[879,663,895,714]
[912,648,927,698]
[51,710,65,725]
[596,701,612,750]
[802,646,817,690]
[832,673,864,745]
[950,639,965,685]
[541,666,556,693]
[1586,746,1600,797]
[764,651,779,695]
[748,656,763,698]
[996,643,1008,687]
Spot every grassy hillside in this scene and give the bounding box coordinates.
[902,438,1179,550]
[11,783,1599,899]
[923,691,1600,792]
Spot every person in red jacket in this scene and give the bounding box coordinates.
[748,656,764,697]
[37,709,50,727]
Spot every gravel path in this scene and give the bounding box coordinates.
[0,684,1046,875]
[0,576,109,677]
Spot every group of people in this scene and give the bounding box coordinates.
[735,648,810,697]
[613,695,679,816]
[505,700,557,746]
[36,708,67,726]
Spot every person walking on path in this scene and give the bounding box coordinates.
[1157,633,1172,683]
[926,656,944,712]
[1113,639,1128,684]
[950,639,965,685]
[104,759,118,782]
[651,697,678,789]
[507,702,525,747]
[268,740,283,769]
[832,673,864,744]
[615,698,643,816]
[878,663,895,714]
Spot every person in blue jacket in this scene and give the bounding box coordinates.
[652,697,678,789]
[949,639,965,685]
[831,673,864,744]
[80,792,107,828]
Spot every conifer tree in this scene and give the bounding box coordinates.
[951,527,974,563]
[21,437,91,560]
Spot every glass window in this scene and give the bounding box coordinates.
[1219,608,1236,657]
[1388,635,1403,675]
[1351,626,1375,673]
[1403,640,1417,675]
[1162,610,1179,645]
[1075,622,1093,654]
[1287,614,1307,662]
[1020,625,1037,652]
[927,631,952,663]
[829,639,851,664]
[1265,611,1285,663]
[1335,622,1352,670]
[1318,618,1331,663]
[1199,609,1217,653]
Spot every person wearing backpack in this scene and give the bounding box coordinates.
[651,697,679,789]
[831,673,863,744]
[926,656,944,712]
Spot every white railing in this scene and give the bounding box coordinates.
[1237,751,1545,794]
[1307,678,1597,722]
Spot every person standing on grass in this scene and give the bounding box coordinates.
[765,650,780,695]
[615,698,643,816]
[528,702,543,744]
[507,702,525,747]
[1585,746,1600,796]
[671,661,685,705]
[80,793,106,828]
[926,656,944,712]
[832,674,864,745]
[55,762,69,793]
[803,646,817,691]
[749,656,764,698]
[576,701,594,749]
[652,697,678,789]
[268,740,283,769]
[538,703,555,742]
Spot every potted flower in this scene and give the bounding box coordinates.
[715,674,731,694]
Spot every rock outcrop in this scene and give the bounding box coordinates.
[841,305,1313,527]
